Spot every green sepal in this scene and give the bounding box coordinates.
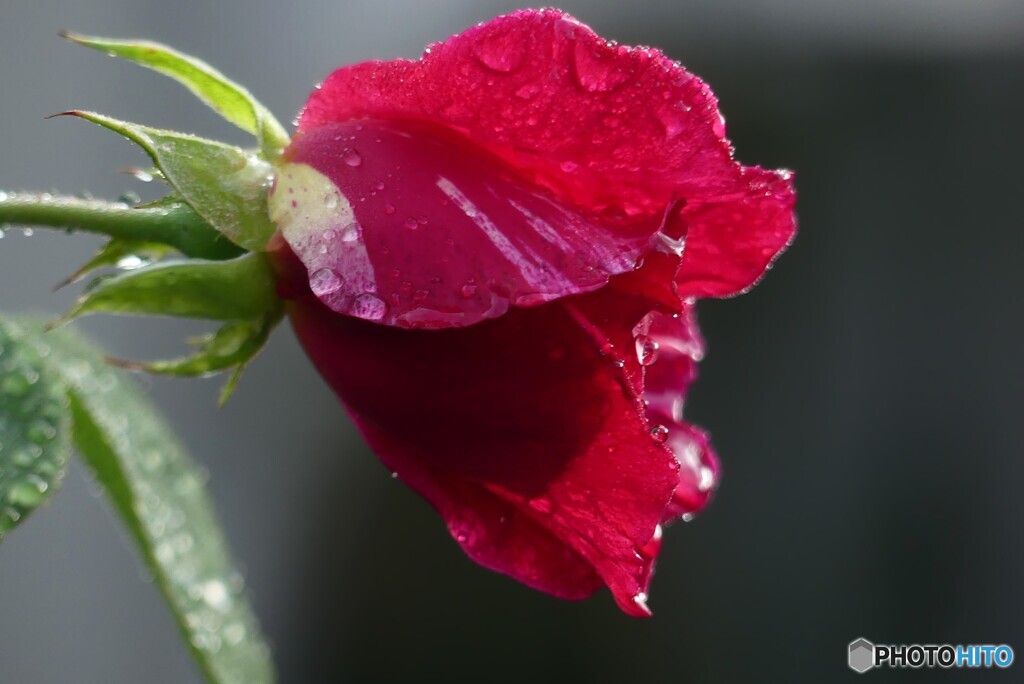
[109,308,283,405]
[58,111,277,251]
[58,252,277,324]
[62,32,290,160]
[0,319,72,541]
[56,238,176,289]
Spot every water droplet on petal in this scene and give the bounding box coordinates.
[310,268,344,296]
[515,83,540,99]
[572,42,632,93]
[351,293,388,321]
[384,204,396,215]
[341,148,363,167]
[635,335,659,366]
[471,28,526,73]
[460,283,478,299]
[339,222,360,243]
[697,466,716,492]
[403,218,419,230]
[651,425,669,443]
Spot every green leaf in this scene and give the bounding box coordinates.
[56,238,176,289]
[0,320,71,541]
[62,32,290,160]
[41,323,276,683]
[60,111,277,251]
[61,252,278,324]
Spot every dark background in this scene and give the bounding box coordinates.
[1,0,1022,681]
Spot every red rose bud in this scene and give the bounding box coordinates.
[268,8,796,616]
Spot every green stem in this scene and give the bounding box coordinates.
[0,192,243,259]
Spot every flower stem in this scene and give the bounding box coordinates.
[0,191,243,259]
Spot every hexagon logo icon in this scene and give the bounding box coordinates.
[849,638,875,673]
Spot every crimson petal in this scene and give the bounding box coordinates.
[288,295,679,616]
[274,119,655,328]
[291,8,796,326]
[644,310,720,518]
[675,166,796,298]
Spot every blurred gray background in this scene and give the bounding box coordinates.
[2,0,1022,682]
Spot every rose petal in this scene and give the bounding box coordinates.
[357,420,603,600]
[675,167,797,298]
[643,310,720,519]
[288,293,679,616]
[273,119,656,328]
[662,422,720,520]
[294,8,796,319]
[643,307,704,422]
[299,9,736,218]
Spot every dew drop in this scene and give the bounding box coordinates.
[339,222,360,243]
[116,255,146,270]
[650,425,669,443]
[572,42,632,93]
[697,466,716,492]
[351,293,387,322]
[635,335,659,366]
[412,289,430,302]
[224,622,247,646]
[341,148,363,167]
[460,283,478,299]
[200,580,230,610]
[471,30,526,73]
[310,268,344,296]
[384,204,396,215]
[403,218,419,231]
[560,161,578,173]
[7,481,43,507]
[515,83,540,99]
